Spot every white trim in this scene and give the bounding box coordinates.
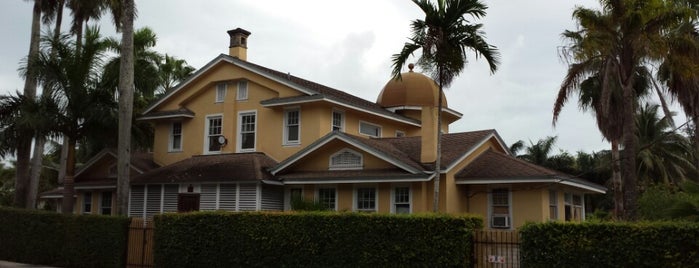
[385,105,463,119]
[237,80,248,100]
[237,110,257,152]
[270,134,422,175]
[353,185,378,212]
[358,121,382,138]
[283,176,432,184]
[455,178,606,194]
[328,148,363,170]
[283,107,301,146]
[331,109,345,132]
[315,186,338,211]
[390,184,412,214]
[137,114,195,121]
[168,121,183,152]
[203,114,224,155]
[74,185,117,190]
[215,82,227,103]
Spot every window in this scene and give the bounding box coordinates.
[205,115,223,153]
[573,194,583,221]
[549,190,558,220]
[490,188,510,228]
[238,111,256,152]
[83,192,92,214]
[329,149,362,170]
[169,122,183,152]
[332,110,344,131]
[395,130,406,137]
[284,108,300,145]
[359,121,381,137]
[355,187,376,212]
[215,83,226,102]
[101,191,112,215]
[564,193,583,221]
[392,186,411,214]
[290,188,303,202]
[237,81,248,100]
[317,188,337,211]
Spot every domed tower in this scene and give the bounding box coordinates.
[377,64,461,164]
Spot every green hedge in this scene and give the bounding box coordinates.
[0,207,130,268]
[154,212,482,267]
[520,221,699,267]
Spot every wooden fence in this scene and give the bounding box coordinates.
[472,230,520,268]
[127,218,154,268]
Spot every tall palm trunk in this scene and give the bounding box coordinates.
[433,67,443,212]
[16,0,42,208]
[61,138,76,214]
[621,80,639,220]
[116,0,135,215]
[611,139,623,218]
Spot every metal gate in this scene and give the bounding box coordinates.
[472,230,520,268]
[127,218,154,268]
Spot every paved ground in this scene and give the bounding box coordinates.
[0,261,57,268]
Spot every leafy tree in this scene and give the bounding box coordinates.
[556,0,695,219]
[391,0,499,211]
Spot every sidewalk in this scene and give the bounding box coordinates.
[0,261,57,268]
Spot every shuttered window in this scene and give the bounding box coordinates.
[330,149,362,170]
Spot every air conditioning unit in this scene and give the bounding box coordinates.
[491,215,510,228]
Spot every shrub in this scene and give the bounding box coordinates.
[520,221,699,267]
[154,212,482,267]
[0,207,130,268]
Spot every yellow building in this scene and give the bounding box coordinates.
[43,28,605,229]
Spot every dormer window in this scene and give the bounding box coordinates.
[329,148,363,170]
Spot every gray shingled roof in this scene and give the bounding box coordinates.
[132,153,278,183]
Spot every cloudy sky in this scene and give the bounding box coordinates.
[2,0,669,154]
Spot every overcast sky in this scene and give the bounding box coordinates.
[2,0,676,155]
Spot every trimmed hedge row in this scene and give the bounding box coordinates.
[520,221,699,267]
[0,207,130,268]
[154,212,482,267]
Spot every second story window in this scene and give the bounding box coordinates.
[237,81,248,100]
[205,115,223,154]
[215,83,226,103]
[359,121,381,137]
[284,108,300,145]
[170,122,183,152]
[238,111,256,152]
[332,110,344,131]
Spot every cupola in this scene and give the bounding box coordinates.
[227,28,251,61]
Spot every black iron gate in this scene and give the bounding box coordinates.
[472,230,520,268]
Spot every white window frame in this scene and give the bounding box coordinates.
[358,121,381,138]
[331,109,345,132]
[283,107,301,145]
[100,191,113,215]
[390,184,411,214]
[488,187,512,229]
[83,192,92,214]
[237,80,248,100]
[215,83,227,103]
[316,187,338,211]
[204,114,223,154]
[549,190,558,220]
[329,148,363,170]
[395,130,406,137]
[353,185,378,212]
[237,110,257,152]
[169,121,183,152]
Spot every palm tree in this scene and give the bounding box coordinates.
[391,0,499,212]
[116,0,135,215]
[556,0,695,219]
[636,103,695,186]
[30,27,115,213]
[515,136,558,166]
[66,0,107,51]
[157,54,195,96]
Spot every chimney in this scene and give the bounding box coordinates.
[227,28,251,61]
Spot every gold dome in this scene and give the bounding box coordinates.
[377,69,447,108]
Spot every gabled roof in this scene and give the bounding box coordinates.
[74,148,159,179]
[269,131,425,176]
[141,54,420,126]
[137,107,195,121]
[455,149,606,193]
[132,153,278,184]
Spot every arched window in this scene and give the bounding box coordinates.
[329,148,363,170]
